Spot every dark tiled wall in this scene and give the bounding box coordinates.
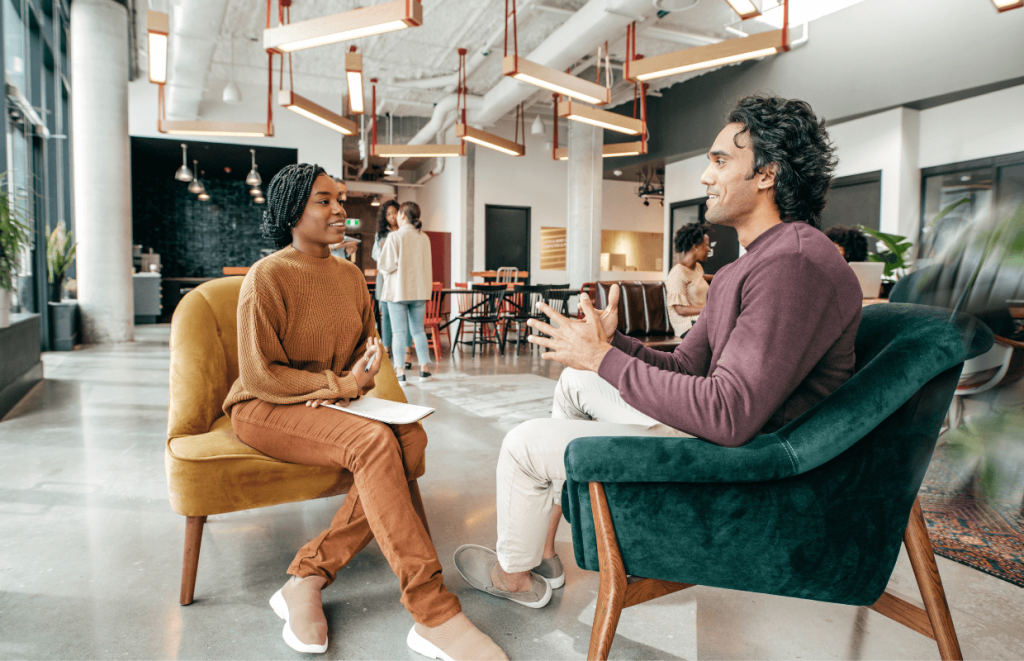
[132,176,275,278]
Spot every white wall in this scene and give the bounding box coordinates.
[470,126,664,285]
[129,78,348,177]
[919,85,1024,169]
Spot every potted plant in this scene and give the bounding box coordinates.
[0,176,31,328]
[46,221,76,303]
[858,226,913,298]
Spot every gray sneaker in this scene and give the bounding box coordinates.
[531,554,564,589]
[453,545,552,609]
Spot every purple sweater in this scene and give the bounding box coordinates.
[598,222,863,447]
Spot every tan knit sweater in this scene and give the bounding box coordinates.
[223,246,376,416]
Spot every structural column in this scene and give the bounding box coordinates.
[567,122,603,288]
[70,0,134,343]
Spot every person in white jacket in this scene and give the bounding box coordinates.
[378,201,433,384]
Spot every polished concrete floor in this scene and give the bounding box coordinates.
[1,325,1023,660]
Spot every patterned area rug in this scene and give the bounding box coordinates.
[919,441,1024,587]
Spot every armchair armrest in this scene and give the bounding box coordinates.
[564,433,799,485]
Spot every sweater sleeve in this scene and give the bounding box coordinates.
[607,309,712,376]
[237,275,360,402]
[343,277,379,395]
[599,256,842,447]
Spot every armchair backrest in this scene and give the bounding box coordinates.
[596,281,671,337]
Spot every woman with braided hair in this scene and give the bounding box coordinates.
[223,164,506,660]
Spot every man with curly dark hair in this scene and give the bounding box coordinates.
[453,95,866,608]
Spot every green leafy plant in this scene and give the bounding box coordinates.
[0,174,32,292]
[46,221,76,284]
[858,226,913,280]
[945,409,1024,502]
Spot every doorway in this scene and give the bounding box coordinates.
[485,205,530,281]
[669,199,739,275]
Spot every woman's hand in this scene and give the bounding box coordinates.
[307,397,350,408]
[352,336,383,390]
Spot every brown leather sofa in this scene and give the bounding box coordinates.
[596,281,682,352]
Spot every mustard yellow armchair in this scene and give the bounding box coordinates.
[166,276,428,605]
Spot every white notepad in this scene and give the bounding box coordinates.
[324,397,435,425]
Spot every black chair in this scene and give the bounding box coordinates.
[543,284,573,319]
[501,285,550,354]
[455,284,508,357]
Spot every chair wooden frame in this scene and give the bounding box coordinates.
[178,481,431,605]
[586,482,963,661]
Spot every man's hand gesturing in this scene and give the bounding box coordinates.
[527,291,615,373]
[596,284,620,339]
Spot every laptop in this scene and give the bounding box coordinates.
[848,262,885,299]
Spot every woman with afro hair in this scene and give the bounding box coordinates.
[824,225,869,263]
[665,222,711,336]
[223,164,506,660]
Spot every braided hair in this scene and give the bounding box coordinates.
[674,222,708,254]
[376,199,400,245]
[260,163,327,248]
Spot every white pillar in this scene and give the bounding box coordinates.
[567,122,602,288]
[71,0,134,343]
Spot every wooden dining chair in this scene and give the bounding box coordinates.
[424,282,449,364]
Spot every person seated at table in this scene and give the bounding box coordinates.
[665,222,711,337]
[452,94,863,608]
[224,163,506,660]
[825,225,869,263]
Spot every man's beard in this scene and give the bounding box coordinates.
[704,202,733,226]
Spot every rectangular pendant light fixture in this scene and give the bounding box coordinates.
[346,52,364,114]
[147,10,169,84]
[991,0,1023,10]
[372,144,463,158]
[553,143,646,160]
[627,29,785,82]
[723,0,761,19]
[557,100,643,136]
[456,124,524,157]
[602,142,646,158]
[264,0,423,53]
[503,56,609,106]
[159,120,272,138]
[279,90,357,136]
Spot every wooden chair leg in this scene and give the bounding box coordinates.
[409,479,432,539]
[904,497,963,660]
[589,482,628,661]
[180,515,207,606]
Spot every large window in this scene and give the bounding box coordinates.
[3,0,72,349]
[919,151,1024,262]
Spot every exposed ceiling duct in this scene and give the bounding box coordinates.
[164,0,231,120]
[394,0,654,155]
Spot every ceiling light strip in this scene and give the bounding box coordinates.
[626,28,785,82]
[503,56,609,106]
[991,0,1023,10]
[557,100,643,136]
[602,142,646,158]
[723,0,761,20]
[159,120,272,138]
[456,123,524,157]
[346,51,364,114]
[372,144,464,158]
[147,10,168,84]
[264,0,423,53]
[279,90,357,135]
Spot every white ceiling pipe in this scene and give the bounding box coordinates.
[391,93,484,168]
[164,0,231,120]
[392,0,651,154]
[472,0,653,127]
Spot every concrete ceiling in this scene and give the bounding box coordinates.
[158,0,869,127]
[194,0,771,118]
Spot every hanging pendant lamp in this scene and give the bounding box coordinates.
[188,160,206,194]
[197,171,211,201]
[245,149,262,186]
[249,186,262,197]
[223,35,243,104]
[175,143,194,181]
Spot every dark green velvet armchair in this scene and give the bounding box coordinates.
[562,303,993,660]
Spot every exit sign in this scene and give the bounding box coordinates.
[346,218,360,228]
